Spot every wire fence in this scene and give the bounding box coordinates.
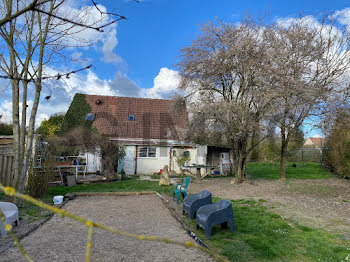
[0,184,229,262]
[288,148,323,163]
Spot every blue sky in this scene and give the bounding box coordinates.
[1,0,350,137]
[109,0,350,90]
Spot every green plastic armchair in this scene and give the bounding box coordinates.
[173,176,190,204]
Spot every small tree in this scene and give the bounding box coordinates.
[265,16,350,180]
[177,18,274,184]
[0,0,128,193]
[36,114,64,138]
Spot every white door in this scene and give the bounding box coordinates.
[123,146,136,174]
[86,148,101,173]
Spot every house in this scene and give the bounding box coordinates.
[303,137,325,150]
[82,94,231,176]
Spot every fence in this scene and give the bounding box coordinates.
[0,148,14,186]
[288,147,323,163]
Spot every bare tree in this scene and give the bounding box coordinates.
[0,0,122,192]
[265,16,350,180]
[176,18,274,184]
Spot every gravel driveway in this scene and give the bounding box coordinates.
[0,195,214,262]
[189,177,350,236]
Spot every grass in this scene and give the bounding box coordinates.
[0,192,52,222]
[185,197,350,262]
[46,178,174,197]
[1,178,174,223]
[2,178,349,261]
[246,162,334,180]
[150,174,160,179]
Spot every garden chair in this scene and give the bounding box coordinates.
[196,199,235,239]
[183,190,212,219]
[0,201,19,237]
[173,176,190,204]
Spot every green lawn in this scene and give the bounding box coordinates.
[185,198,350,262]
[1,179,174,222]
[246,162,334,179]
[46,178,174,197]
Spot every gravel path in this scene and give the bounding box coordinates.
[189,177,350,236]
[0,195,214,262]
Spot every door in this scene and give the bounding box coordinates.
[123,146,136,175]
[220,152,231,175]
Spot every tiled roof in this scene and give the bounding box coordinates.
[85,95,186,140]
[308,137,325,148]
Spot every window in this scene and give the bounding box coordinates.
[128,114,135,121]
[138,147,157,158]
[148,147,156,157]
[138,147,147,157]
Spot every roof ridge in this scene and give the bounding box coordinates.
[82,93,171,101]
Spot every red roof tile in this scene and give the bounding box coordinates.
[85,95,186,140]
[308,137,325,148]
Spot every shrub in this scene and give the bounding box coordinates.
[36,115,64,138]
[47,127,125,178]
[26,155,54,198]
[325,109,350,179]
[0,115,12,135]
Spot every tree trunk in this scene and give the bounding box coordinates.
[231,143,247,184]
[279,106,289,181]
[232,156,246,184]
[280,140,287,180]
[11,79,21,189]
[250,122,260,162]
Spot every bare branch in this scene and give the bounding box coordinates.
[0,64,92,81]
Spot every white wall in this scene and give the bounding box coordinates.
[136,146,170,174]
[197,145,207,166]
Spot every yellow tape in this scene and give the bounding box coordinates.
[0,184,229,262]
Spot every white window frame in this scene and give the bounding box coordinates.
[137,147,157,158]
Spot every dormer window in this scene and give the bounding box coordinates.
[128,114,135,121]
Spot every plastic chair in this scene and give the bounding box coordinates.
[173,176,190,204]
[183,190,212,219]
[0,202,19,237]
[196,199,235,239]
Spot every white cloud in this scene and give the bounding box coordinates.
[0,100,12,123]
[312,134,324,138]
[102,28,123,64]
[143,67,180,98]
[332,8,350,26]
[52,2,123,66]
[276,15,343,41]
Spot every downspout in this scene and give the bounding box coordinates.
[135,145,138,175]
[169,147,172,171]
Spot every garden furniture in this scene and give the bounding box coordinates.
[183,190,212,219]
[196,199,235,239]
[0,201,19,237]
[173,176,190,204]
